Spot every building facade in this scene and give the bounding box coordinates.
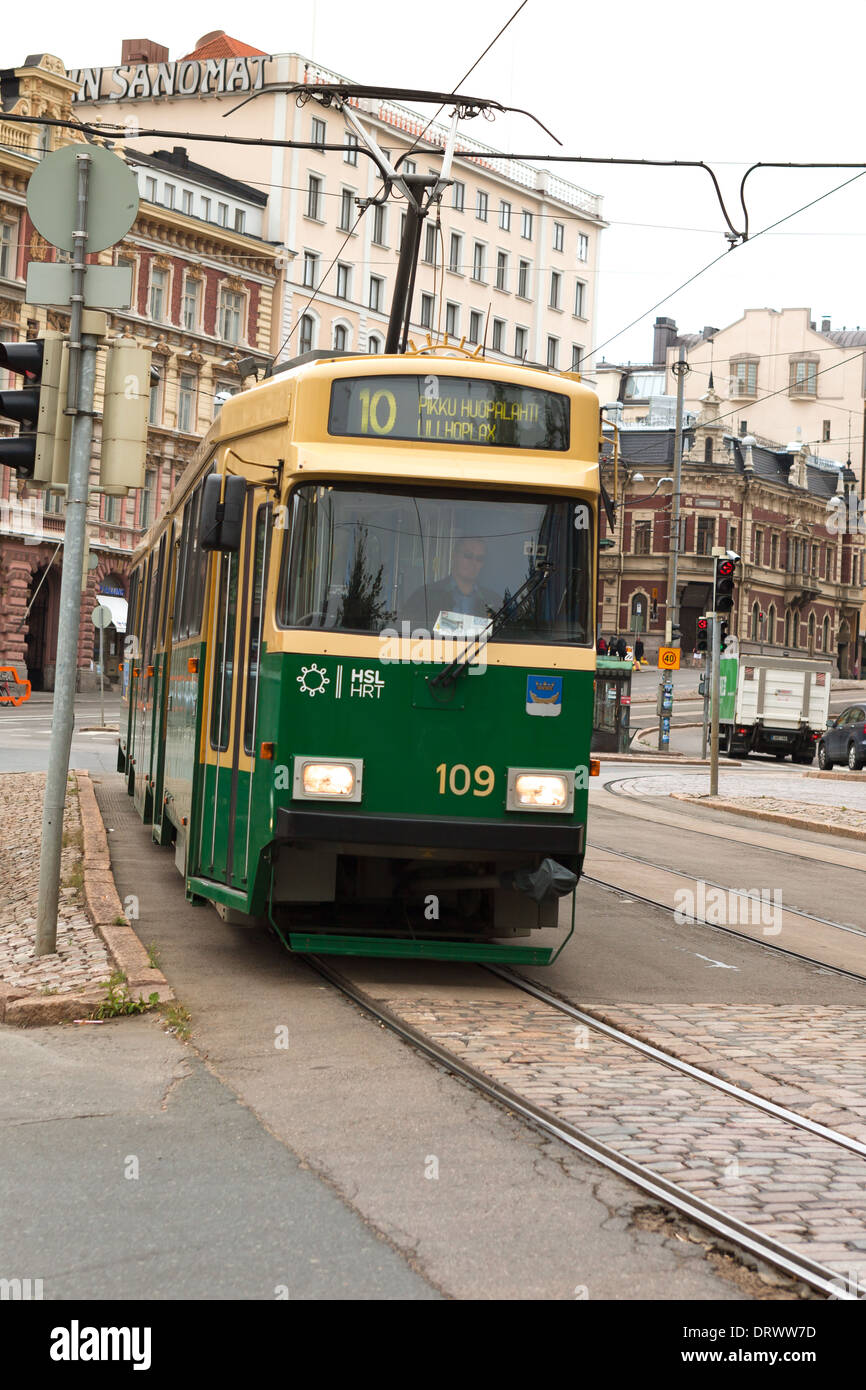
[600,390,865,676]
[0,54,278,687]
[68,31,606,372]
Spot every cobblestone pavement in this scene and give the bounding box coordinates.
[602,770,866,833]
[385,995,866,1287]
[0,772,112,993]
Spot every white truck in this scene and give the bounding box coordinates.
[716,645,832,763]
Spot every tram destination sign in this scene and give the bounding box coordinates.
[328,375,570,451]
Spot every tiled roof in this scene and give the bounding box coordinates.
[182,31,268,60]
[619,427,847,502]
[821,329,866,348]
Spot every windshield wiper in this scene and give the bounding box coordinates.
[429,563,553,690]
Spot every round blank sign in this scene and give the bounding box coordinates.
[27,144,139,254]
[91,605,113,629]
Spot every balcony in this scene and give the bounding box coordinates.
[784,568,821,604]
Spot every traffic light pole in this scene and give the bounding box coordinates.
[35,151,96,956]
[709,612,721,796]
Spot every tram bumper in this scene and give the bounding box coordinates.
[274,807,584,858]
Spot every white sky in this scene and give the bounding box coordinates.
[12,0,866,366]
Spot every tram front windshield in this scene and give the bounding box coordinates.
[278,483,592,645]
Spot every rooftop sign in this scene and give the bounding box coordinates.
[67,56,267,102]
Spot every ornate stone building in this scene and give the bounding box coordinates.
[599,387,865,676]
[0,55,278,687]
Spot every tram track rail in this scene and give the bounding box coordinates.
[308,954,860,1301]
[581,851,866,985]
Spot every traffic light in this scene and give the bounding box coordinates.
[696,616,708,652]
[0,332,67,482]
[714,552,739,613]
[719,619,729,646]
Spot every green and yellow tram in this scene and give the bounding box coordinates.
[120,345,601,963]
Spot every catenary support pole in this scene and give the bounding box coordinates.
[665,346,688,645]
[35,150,95,956]
[709,613,720,796]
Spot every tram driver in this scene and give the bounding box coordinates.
[404,535,501,631]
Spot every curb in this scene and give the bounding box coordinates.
[805,769,866,782]
[671,793,866,842]
[1,771,174,1027]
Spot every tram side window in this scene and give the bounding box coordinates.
[183,478,210,639]
[138,556,153,666]
[127,568,140,647]
[144,534,166,665]
[173,501,192,638]
[243,506,271,755]
[158,523,175,646]
[210,551,239,751]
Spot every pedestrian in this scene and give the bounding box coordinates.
[634,637,645,664]
[616,636,627,660]
[596,635,608,655]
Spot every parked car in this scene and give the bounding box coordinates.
[817,706,866,771]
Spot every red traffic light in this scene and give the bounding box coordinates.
[717,559,735,578]
[697,617,707,630]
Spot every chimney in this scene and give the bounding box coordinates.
[121,38,170,65]
[653,316,678,367]
[821,316,831,333]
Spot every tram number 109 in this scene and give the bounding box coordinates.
[435,763,495,796]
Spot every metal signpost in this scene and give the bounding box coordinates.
[27,143,138,957]
[91,604,112,730]
[709,613,721,795]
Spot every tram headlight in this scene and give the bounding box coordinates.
[293,757,363,802]
[506,768,574,814]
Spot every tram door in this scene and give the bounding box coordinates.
[197,496,271,887]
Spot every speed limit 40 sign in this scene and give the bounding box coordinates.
[658,646,681,670]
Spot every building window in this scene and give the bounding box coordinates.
[0,221,15,278]
[697,517,715,555]
[219,289,244,344]
[517,259,530,298]
[217,203,229,227]
[336,263,351,300]
[311,116,327,148]
[234,209,246,234]
[731,359,758,396]
[164,183,175,209]
[303,251,319,288]
[770,534,778,569]
[728,523,737,554]
[182,276,201,331]
[704,437,713,464]
[822,420,831,442]
[476,190,488,221]
[306,174,323,220]
[334,323,348,351]
[182,189,193,216]
[739,421,748,437]
[752,526,763,564]
[201,196,211,221]
[339,188,354,232]
[492,319,505,352]
[102,492,119,527]
[546,336,558,370]
[468,310,483,344]
[499,200,511,231]
[553,221,564,253]
[452,181,465,212]
[445,302,459,337]
[368,334,382,354]
[472,243,484,282]
[821,614,830,652]
[372,203,387,246]
[571,345,582,372]
[495,252,508,291]
[344,133,359,165]
[177,372,197,434]
[577,233,588,261]
[790,359,818,395]
[420,293,434,329]
[403,159,416,175]
[515,326,528,360]
[299,314,314,354]
[149,266,168,321]
[423,223,437,264]
[369,275,383,311]
[633,520,651,555]
[145,177,157,202]
[521,210,533,239]
[549,271,561,309]
[574,280,585,318]
[449,233,462,273]
[148,374,163,426]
